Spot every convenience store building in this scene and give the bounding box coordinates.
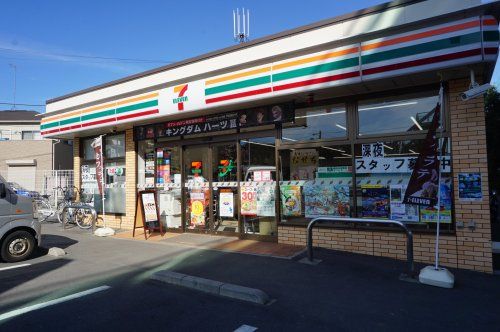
[42,0,500,273]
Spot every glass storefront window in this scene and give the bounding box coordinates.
[358,91,439,136]
[81,134,126,214]
[240,136,277,235]
[279,145,353,224]
[137,140,155,189]
[83,138,95,160]
[354,139,453,226]
[104,161,126,214]
[282,104,346,142]
[105,134,125,158]
[156,146,181,186]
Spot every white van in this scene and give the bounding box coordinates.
[0,175,41,262]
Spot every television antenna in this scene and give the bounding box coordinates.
[233,8,250,43]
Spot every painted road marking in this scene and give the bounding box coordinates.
[0,285,111,321]
[234,324,258,332]
[0,264,31,272]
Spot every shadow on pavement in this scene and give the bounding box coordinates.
[41,234,78,249]
[0,258,72,297]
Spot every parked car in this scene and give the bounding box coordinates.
[0,176,41,262]
[7,182,39,198]
[244,166,277,182]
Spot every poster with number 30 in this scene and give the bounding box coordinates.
[240,186,257,216]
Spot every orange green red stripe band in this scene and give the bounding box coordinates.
[362,19,480,51]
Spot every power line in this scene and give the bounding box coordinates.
[0,102,44,107]
[0,46,175,64]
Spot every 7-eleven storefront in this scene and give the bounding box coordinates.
[41,0,500,273]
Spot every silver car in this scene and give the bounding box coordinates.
[0,175,41,262]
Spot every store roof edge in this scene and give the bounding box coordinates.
[45,0,426,105]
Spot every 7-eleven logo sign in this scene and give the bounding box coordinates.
[173,84,188,111]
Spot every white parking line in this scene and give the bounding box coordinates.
[234,325,258,332]
[0,263,31,272]
[0,285,111,321]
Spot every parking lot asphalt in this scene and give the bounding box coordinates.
[0,223,499,331]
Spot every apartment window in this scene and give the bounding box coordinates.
[22,131,41,140]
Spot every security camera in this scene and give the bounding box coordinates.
[460,83,491,101]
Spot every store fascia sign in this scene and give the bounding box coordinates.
[172,84,189,111]
[134,102,295,141]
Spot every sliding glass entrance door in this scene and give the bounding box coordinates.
[184,145,211,232]
[212,143,239,234]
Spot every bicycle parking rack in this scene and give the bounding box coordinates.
[304,217,416,280]
[61,204,97,231]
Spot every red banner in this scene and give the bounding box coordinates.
[91,136,104,196]
[403,103,441,206]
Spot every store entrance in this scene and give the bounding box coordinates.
[183,142,239,235]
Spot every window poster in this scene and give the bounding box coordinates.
[390,185,419,222]
[290,149,318,180]
[361,185,390,218]
[420,179,452,223]
[304,183,350,218]
[145,152,155,187]
[156,149,171,185]
[257,185,276,217]
[241,186,257,216]
[189,192,206,226]
[280,185,302,217]
[219,190,234,218]
[458,173,482,201]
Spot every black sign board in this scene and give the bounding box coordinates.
[135,102,294,141]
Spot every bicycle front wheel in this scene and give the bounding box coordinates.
[57,202,68,223]
[75,208,94,229]
[61,207,74,226]
[35,200,53,223]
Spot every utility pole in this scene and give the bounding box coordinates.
[8,64,17,110]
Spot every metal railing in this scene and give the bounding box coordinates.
[306,217,415,277]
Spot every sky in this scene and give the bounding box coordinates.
[0,0,498,114]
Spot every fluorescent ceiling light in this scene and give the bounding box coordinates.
[295,110,345,119]
[242,140,275,148]
[410,116,423,130]
[341,153,352,157]
[358,101,418,112]
[319,156,326,160]
[409,149,418,154]
[382,144,393,150]
[322,146,346,153]
[335,123,347,131]
[282,137,297,142]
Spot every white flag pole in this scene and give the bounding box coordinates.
[418,83,454,288]
[93,134,114,237]
[435,84,444,269]
[101,135,106,228]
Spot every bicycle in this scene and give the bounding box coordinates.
[60,189,97,229]
[55,186,79,223]
[33,194,57,223]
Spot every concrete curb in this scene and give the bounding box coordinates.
[150,270,271,305]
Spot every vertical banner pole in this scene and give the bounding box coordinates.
[435,146,442,270]
[102,142,106,228]
[435,84,444,270]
